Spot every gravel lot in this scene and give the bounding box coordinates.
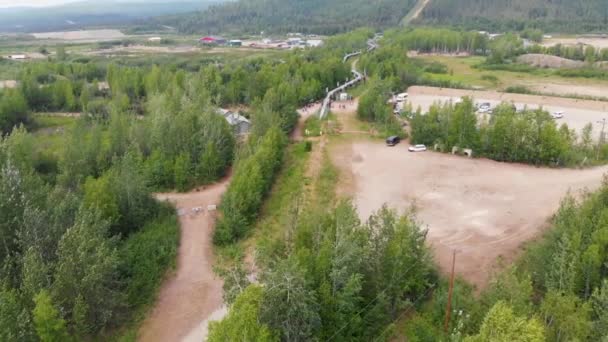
[331,141,608,289]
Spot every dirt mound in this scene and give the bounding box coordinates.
[517,54,584,69]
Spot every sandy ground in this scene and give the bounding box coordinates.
[407,86,608,140]
[32,29,125,41]
[138,179,229,342]
[517,54,585,69]
[542,37,608,49]
[521,82,608,100]
[331,142,608,288]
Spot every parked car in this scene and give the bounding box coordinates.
[477,102,491,113]
[408,144,427,152]
[386,136,400,146]
[552,111,565,119]
[396,93,408,102]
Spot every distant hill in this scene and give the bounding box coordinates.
[416,0,608,33]
[0,0,224,33]
[153,0,418,35]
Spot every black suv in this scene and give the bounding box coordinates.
[386,136,400,146]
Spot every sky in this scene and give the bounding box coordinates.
[0,0,83,8]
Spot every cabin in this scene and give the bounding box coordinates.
[228,40,243,47]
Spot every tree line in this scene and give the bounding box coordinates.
[209,202,437,341]
[417,0,608,33]
[410,98,608,167]
[152,0,417,35]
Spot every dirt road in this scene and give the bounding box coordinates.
[138,179,229,342]
[331,141,608,289]
[407,86,608,140]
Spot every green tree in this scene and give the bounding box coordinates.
[465,301,544,342]
[33,290,70,342]
[261,258,320,341]
[208,285,277,342]
[540,290,591,341]
[0,288,36,341]
[52,208,122,334]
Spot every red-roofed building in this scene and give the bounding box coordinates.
[199,36,226,45]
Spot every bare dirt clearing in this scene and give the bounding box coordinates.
[32,29,125,42]
[138,179,229,342]
[407,86,608,140]
[0,80,17,89]
[331,141,608,288]
[517,54,585,69]
[542,37,608,49]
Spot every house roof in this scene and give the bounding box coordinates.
[217,109,250,126]
[225,112,250,126]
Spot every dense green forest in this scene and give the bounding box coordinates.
[408,99,608,167]
[418,0,608,33]
[0,30,371,339]
[153,0,417,35]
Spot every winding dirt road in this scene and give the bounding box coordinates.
[138,179,229,342]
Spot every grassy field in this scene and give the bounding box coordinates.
[417,55,608,94]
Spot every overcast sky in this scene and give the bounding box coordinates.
[0,0,83,8]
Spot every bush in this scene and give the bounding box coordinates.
[214,127,287,244]
[424,61,449,74]
[120,206,179,309]
[480,74,498,83]
[504,85,533,94]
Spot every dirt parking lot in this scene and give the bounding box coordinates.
[331,141,608,288]
[407,86,608,141]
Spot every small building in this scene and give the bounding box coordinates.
[217,109,251,135]
[200,36,226,45]
[148,37,162,42]
[306,39,324,47]
[228,39,242,47]
[287,37,303,46]
[8,54,27,60]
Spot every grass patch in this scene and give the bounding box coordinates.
[303,116,322,137]
[31,115,77,130]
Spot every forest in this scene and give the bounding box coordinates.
[3,17,608,340]
[153,0,417,35]
[417,0,608,33]
[0,31,366,340]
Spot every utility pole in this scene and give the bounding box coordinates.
[444,250,456,333]
[597,118,606,161]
